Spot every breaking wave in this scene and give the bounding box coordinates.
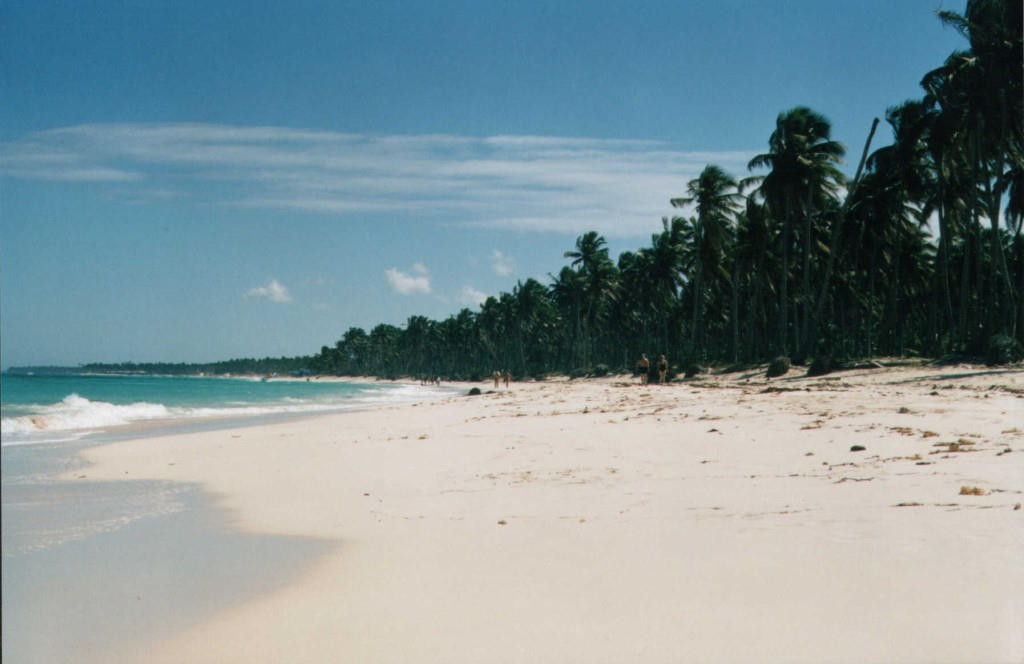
[1,383,459,446]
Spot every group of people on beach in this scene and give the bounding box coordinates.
[636,354,669,385]
[493,369,511,388]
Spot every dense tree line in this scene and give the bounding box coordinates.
[74,357,313,376]
[312,0,1022,378]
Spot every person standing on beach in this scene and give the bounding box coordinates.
[493,370,501,388]
[503,369,511,388]
[658,354,668,384]
[637,354,650,384]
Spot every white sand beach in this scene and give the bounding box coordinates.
[72,364,1023,663]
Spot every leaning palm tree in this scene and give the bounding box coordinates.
[748,107,845,359]
[672,165,742,360]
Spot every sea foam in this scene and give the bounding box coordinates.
[1,393,170,440]
[1,382,459,446]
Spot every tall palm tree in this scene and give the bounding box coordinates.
[853,103,947,355]
[612,250,648,365]
[511,278,559,375]
[564,231,619,367]
[748,107,845,359]
[672,165,742,360]
[549,265,586,369]
[732,199,775,359]
[434,308,480,378]
[913,74,968,349]
[929,0,1023,342]
[369,323,402,376]
[634,217,687,353]
[402,316,437,376]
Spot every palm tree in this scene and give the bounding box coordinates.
[732,199,775,359]
[748,107,845,359]
[612,250,647,365]
[672,165,743,360]
[402,315,437,376]
[549,266,585,369]
[338,327,371,374]
[849,103,947,355]
[843,170,915,355]
[929,0,1023,343]
[368,323,402,376]
[434,308,480,378]
[477,294,518,372]
[511,278,559,375]
[1007,163,1024,334]
[564,231,619,367]
[618,217,685,356]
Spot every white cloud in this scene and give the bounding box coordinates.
[385,266,431,295]
[245,279,293,303]
[459,285,488,306]
[1,122,759,239]
[491,250,516,277]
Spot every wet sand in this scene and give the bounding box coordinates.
[2,444,331,664]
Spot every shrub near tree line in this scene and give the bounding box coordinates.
[767,357,791,378]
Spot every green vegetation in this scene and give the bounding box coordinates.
[312,1,1022,378]
[76,358,313,376]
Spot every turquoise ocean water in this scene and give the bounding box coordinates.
[1,372,452,446]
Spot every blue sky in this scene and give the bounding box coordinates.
[1,0,965,367]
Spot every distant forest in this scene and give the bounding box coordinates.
[7,357,312,377]
[310,1,1023,379]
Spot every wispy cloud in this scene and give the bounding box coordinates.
[459,285,488,306]
[1,122,757,238]
[245,278,293,303]
[491,250,516,277]
[386,265,431,295]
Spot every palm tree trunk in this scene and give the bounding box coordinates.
[1018,237,1024,337]
[958,224,973,349]
[690,269,703,361]
[798,186,815,361]
[984,173,1016,334]
[936,199,956,350]
[731,263,740,363]
[780,197,792,356]
[866,251,876,358]
[888,224,904,355]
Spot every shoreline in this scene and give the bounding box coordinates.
[22,365,1024,661]
[1,375,464,449]
[3,473,333,664]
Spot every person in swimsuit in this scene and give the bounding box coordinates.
[658,354,668,384]
[637,354,650,384]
